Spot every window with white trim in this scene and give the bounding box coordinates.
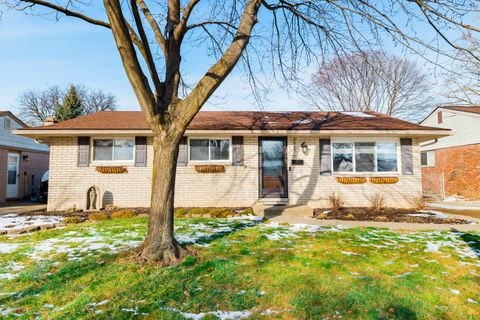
[332,141,398,173]
[421,151,435,167]
[93,139,134,161]
[189,138,230,161]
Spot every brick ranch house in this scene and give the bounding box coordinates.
[16,111,449,212]
[420,106,480,200]
[1,111,49,203]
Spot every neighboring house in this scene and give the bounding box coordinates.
[0,111,49,203]
[16,111,448,211]
[420,106,480,200]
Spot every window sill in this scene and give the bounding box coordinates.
[91,161,135,167]
[187,162,232,166]
[332,172,401,177]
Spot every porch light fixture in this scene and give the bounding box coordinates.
[301,141,308,154]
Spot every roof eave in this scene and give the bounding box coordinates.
[15,128,452,141]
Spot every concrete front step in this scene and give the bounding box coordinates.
[253,203,314,218]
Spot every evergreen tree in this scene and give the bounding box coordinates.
[55,84,84,121]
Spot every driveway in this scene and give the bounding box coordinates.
[0,201,47,216]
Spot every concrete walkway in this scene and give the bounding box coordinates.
[264,213,480,232]
[0,202,46,216]
[428,201,480,219]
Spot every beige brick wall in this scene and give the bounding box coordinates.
[46,136,259,211]
[286,137,422,208]
[46,135,421,211]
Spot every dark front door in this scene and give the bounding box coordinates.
[259,137,288,198]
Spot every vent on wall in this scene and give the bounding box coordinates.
[437,111,443,124]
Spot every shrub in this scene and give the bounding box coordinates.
[368,193,386,212]
[65,206,78,213]
[111,210,136,219]
[238,208,255,216]
[63,216,83,224]
[88,212,109,221]
[409,195,428,210]
[328,193,344,213]
[345,213,355,220]
[209,208,235,218]
[174,208,188,218]
[375,215,388,222]
[188,208,209,216]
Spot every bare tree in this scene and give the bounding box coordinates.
[3,0,479,264]
[18,84,116,125]
[444,36,480,105]
[307,52,434,120]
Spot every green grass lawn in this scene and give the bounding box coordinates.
[0,216,479,319]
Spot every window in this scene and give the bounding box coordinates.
[93,139,134,161]
[421,151,435,167]
[377,142,398,172]
[355,142,375,172]
[189,138,230,161]
[333,141,398,173]
[332,143,353,172]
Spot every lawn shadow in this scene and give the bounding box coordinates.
[184,218,265,247]
[451,228,480,258]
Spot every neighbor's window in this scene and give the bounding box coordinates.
[333,141,398,173]
[420,151,435,167]
[93,139,134,161]
[189,138,230,161]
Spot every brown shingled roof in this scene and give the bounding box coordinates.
[442,106,480,114]
[19,111,446,132]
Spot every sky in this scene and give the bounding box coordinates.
[0,8,304,114]
[0,2,475,116]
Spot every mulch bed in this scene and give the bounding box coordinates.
[313,207,473,224]
[17,207,249,218]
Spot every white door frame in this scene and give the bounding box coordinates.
[6,152,20,199]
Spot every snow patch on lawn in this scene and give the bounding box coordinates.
[0,243,20,254]
[161,306,269,320]
[0,214,62,231]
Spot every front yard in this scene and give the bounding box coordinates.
[0,216,479,319]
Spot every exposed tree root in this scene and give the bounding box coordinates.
[120,242,197,267]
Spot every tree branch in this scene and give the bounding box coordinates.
[180,0,262,126]
[103,0,157,124]
[130,0,164,98]
[136,0,167,56]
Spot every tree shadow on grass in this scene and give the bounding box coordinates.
[451,228,480,258]
[178,218,264,247]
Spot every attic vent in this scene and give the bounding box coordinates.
[437,111,443,124]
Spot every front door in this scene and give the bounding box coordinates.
[6,153,20,199]
[259,137,288,198]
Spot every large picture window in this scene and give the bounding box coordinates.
[333,141,398,173]
[189,138,230,162]
[93,139,134,161]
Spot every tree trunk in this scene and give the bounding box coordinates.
[140,130,187,264]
